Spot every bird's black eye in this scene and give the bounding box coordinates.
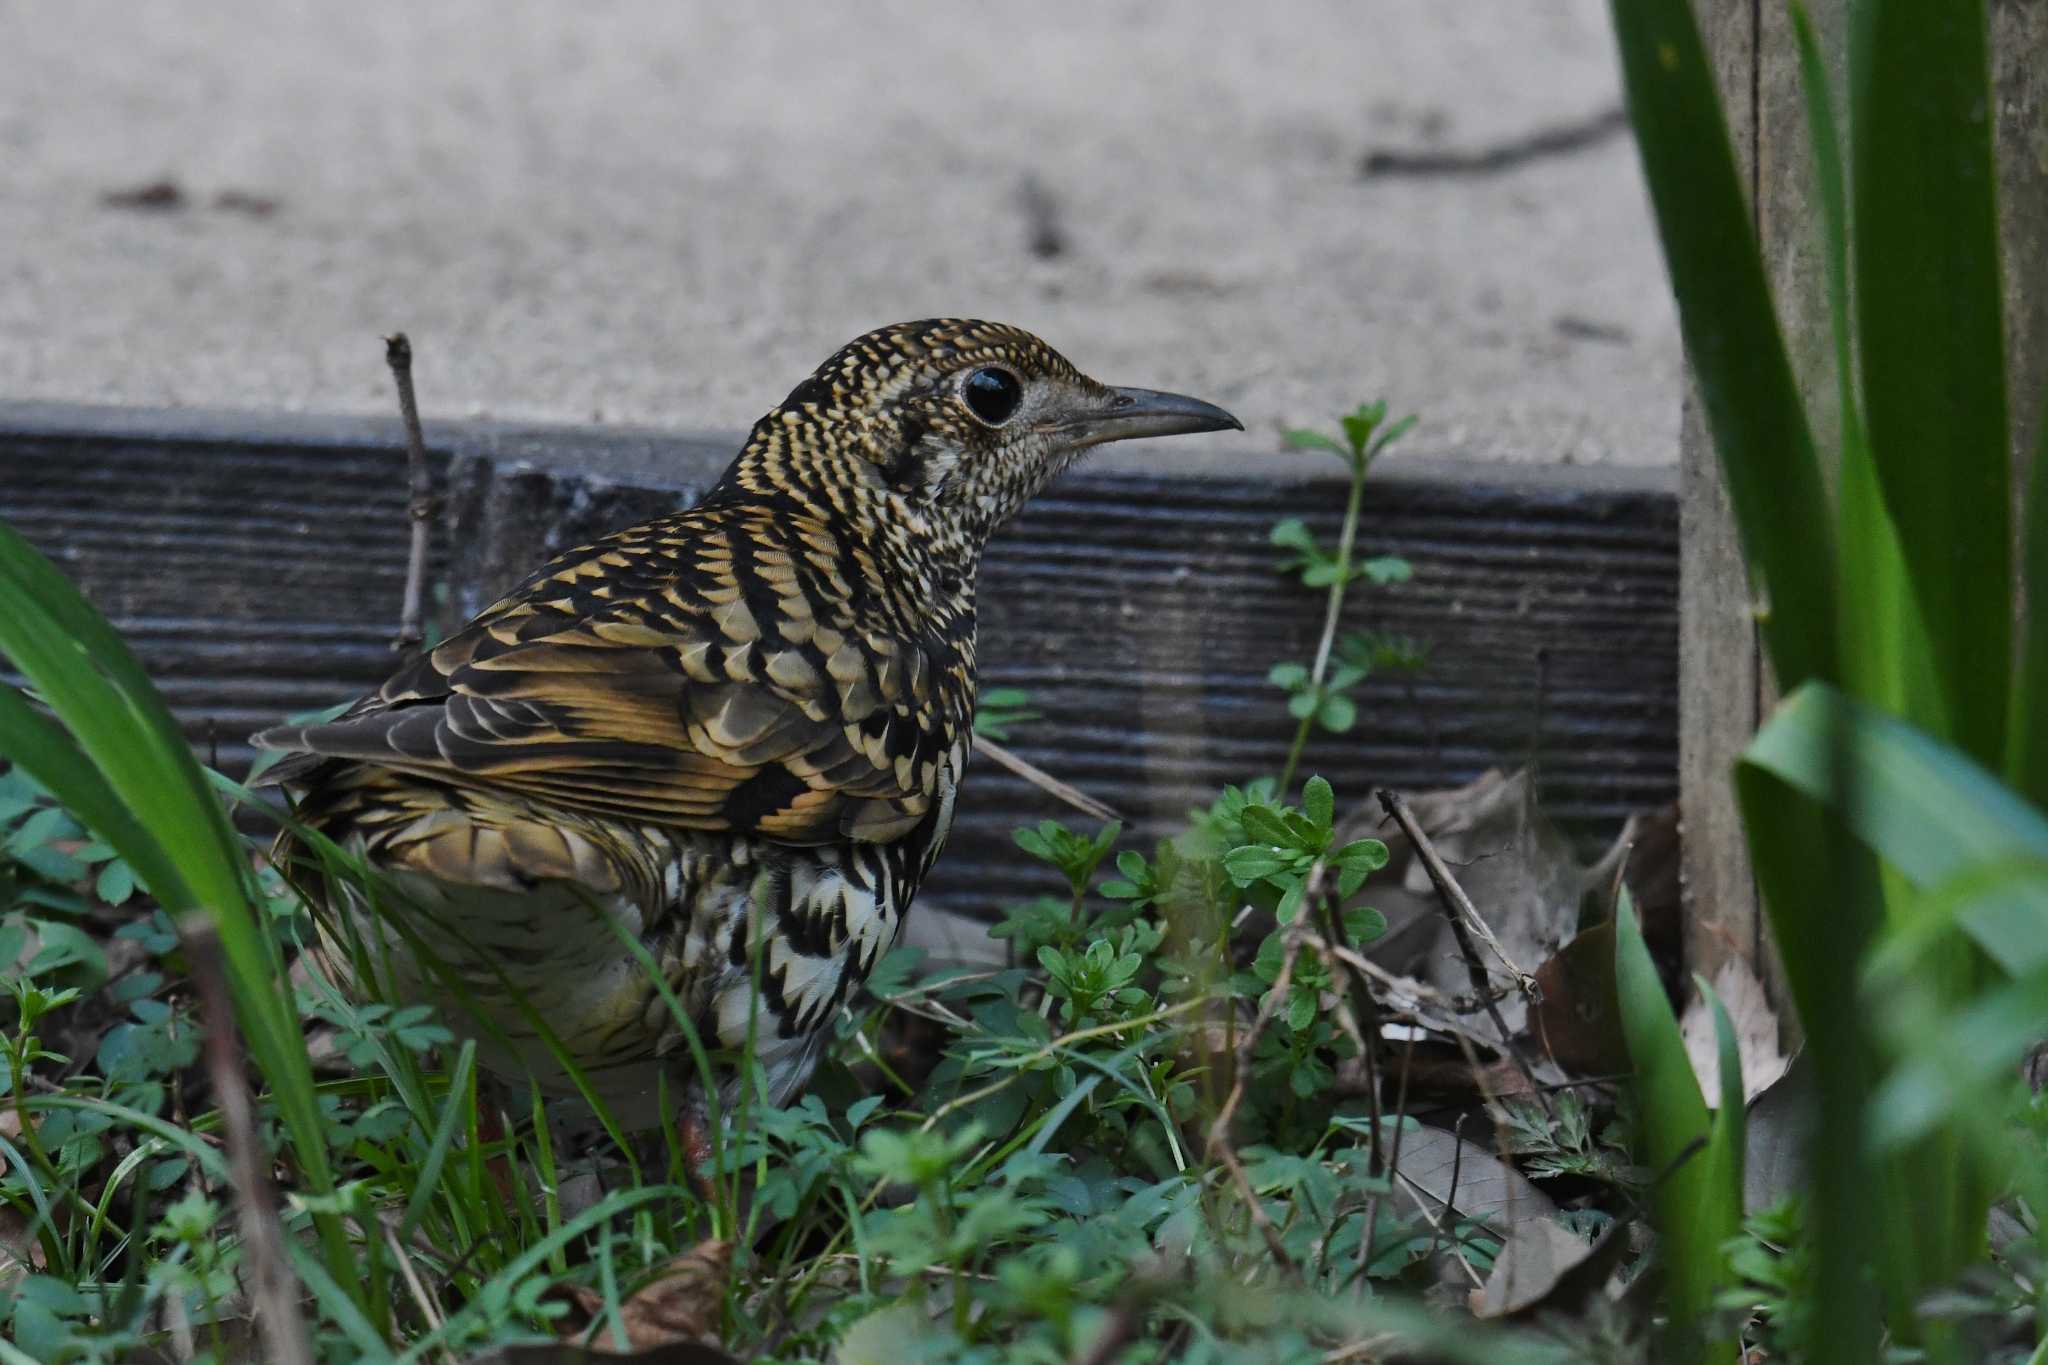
[961,367,1023,426]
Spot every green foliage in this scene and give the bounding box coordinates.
[971,687,1039,742]
[0,398,1664,1362]
[1271,402,1424,795]
[1612,0,2048,1359]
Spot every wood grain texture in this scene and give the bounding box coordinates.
[1684,1,2048,1014]
[2,403,1678,922]
[1680,0,1768,993]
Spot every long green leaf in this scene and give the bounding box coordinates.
[0,685,191,911]
[1850,0,2009,766]
[1869,869,2048,1152]
[1614,891,1737,1360]
[1786,1,1934,725]
[1608,0,1837,690]
[1736,725,1883,1363]
[0,523,352,1290]
[1744,682,2048,973]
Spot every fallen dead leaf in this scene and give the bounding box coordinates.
[1529,919,1627,1075]
[555,1239,732,1353]
[1352,769,1596,1034]
[1376,1120,1559,1242]
[1744,1054,1812,1213]
[1680,959,1791,1107]
[1471,1217,1594,1318]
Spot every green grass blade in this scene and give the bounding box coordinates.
[1849,0,2009,765]
[396,1040,477,1244]
[1608,0,1837,690]
[0,684,191,910]
[1744,682,2048,973]
[1700,976,1745,1190]
[1613,891,1736,1360]
[1870,874,2048,1152]
[1735,758,1882,1362]
[0,522,351,1288]
[1786,1,1933,721]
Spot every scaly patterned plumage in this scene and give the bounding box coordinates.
[255,319,1239,1126]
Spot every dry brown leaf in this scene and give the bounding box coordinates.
[1352,769,1593,1034]
[1377,1120,1559,1241]
[1471,1218,1594,1318]
[1680,959,1791,1107]
[1744,1054,1813,1213]
[1529,919,1627,1075]
[556,1239,732,1354]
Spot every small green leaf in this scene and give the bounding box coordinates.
[1224,846,1288,885]
[1274,881,1306,923]
[1343,906,1388,944]
[1283,429,1350,459]
[1317,693,1357,733]
[1268,518,1317,550]
[1239,804,1296,849]
[1333,839,1390,874]
[1340,408,1383,457]
[1288,990,1318,1033]
[1361,555,1413,584]
[95,859,136,906]
[1302,776,1334,833]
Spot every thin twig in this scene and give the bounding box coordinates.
[974,735,1124,825]
[382,1222,455,1360]
[178,917,316,1365]
[1309,862,1384,1175]
[385,333,437,653]
[1390,1166,1487,1291]
[1213,1139,1296,1272]
[1207,927,1305,1143]
[1375,788,1551,1113]
[1377,789,1538,999]
[1203,926,1311,1273]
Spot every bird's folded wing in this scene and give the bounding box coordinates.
[252,589,957,846]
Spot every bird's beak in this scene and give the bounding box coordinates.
[1045,385,1244,449]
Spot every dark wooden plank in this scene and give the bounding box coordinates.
[1680,0,1769,995]
[2,403,1678,923]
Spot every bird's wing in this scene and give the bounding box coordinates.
[252,517,964,845]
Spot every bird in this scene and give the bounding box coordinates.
[253,318,1241,1136]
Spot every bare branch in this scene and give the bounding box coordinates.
[385,333,437,653]
[1376,788,1551,1113]
[178,917,315,1365]
[975,734,1124,825]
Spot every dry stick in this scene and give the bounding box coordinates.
[974,735,1125,825]
[385,333,437,653]
[1309,863,1384,1177]
[1353,1028,1418,1286]
[1374,788,1552,1113]
[1204,926,1309,1273]
[178,918,316,1365]
[1377,789,1537,999]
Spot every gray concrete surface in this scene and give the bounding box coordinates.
[2,2,1680,466]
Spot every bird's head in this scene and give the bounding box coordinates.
[724,319,1242,550]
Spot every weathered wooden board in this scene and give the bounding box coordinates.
[2,401,1677,922]
[1683,1,2048,1011]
